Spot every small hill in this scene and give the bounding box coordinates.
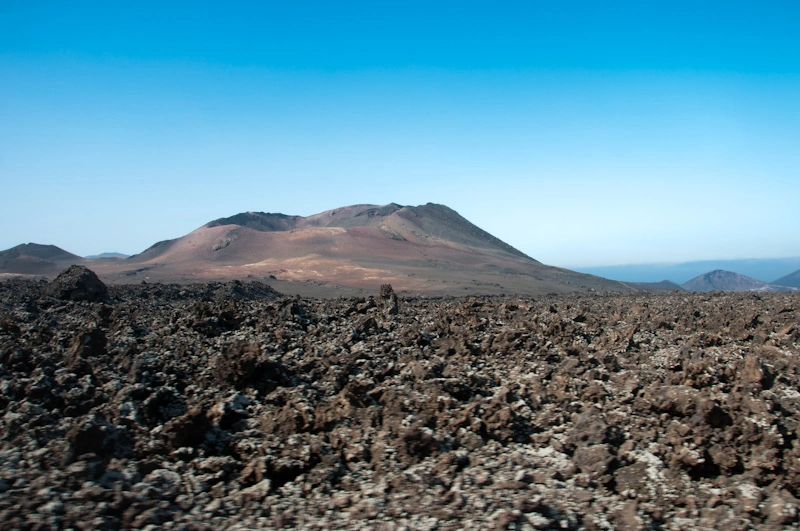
[0,243,84,276]
[681,270,795,292]
[85,252,130,259]
[772,268,800,288]
[207,212,302,232]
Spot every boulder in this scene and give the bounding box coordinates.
[48,265,109,302]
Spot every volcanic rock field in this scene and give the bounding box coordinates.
[2,266,800,530]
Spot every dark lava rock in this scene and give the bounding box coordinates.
[0,282,799,529]
[380,283,399,315]
[47,265,109,302]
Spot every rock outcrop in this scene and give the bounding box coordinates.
[46,265,109,302]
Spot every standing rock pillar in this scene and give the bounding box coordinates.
[379,284,399,315]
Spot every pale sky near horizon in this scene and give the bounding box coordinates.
[2,1,799,267]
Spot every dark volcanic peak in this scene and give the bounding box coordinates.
[304,203,405,229]
[773,268,800,288]
[396,203,532,261]
[347,202,403,218]
[680,269,791,292]
[0,243,84,275]
[205,203,532,261]
[206,212,302,232]
[1,243,81,262]
[311,203,526,257]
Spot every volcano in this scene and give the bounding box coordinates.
[3,203,629,296]
[0,243,84,277]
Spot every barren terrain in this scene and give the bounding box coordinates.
[1,267,799,529]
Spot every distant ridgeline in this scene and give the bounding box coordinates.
[575,257,800,286]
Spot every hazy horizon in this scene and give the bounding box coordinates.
[3,2,799,267]
[571,256,800,285]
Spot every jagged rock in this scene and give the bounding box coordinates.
[573,444,616,479]
[0,281,798,529]
[765,490,799,527]
[568,406,611,448]
[64,413,130,463]
[139,468,183,499]
[739,354,768,388]
[47,265,109,302]
[235,478,272,505]
[380,283,399,315]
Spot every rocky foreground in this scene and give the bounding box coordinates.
[1,267,800,530]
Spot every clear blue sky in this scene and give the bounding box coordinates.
[2,1,799,267]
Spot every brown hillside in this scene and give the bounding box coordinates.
[0,243,84,276]
[87,203,626,295]
[3,204,630,296]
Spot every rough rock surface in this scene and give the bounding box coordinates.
[380,284,399,316]
[46,265,110,303]
[1,276,799,530]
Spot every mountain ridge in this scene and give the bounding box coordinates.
[772,268,800,288]
[575,257,800,285]
[681,269,797,293]
[203,203,532,262]
[0,243,84,276]
[0,203,626,296]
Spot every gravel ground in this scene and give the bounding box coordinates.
[1,267,799,530]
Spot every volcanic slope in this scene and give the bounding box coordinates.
[96,203,628,295]
[621,280,684,292]
[773,268,800,288]
[0,243,84,277]
[682,270,796,292]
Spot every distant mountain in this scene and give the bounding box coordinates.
[574,257,800,284]
[0,243,84,276]
[77,202,630,295]
[681,270,797,292]
[85,252,130,259]
[205,203,531,261]
[772,269,800,288]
